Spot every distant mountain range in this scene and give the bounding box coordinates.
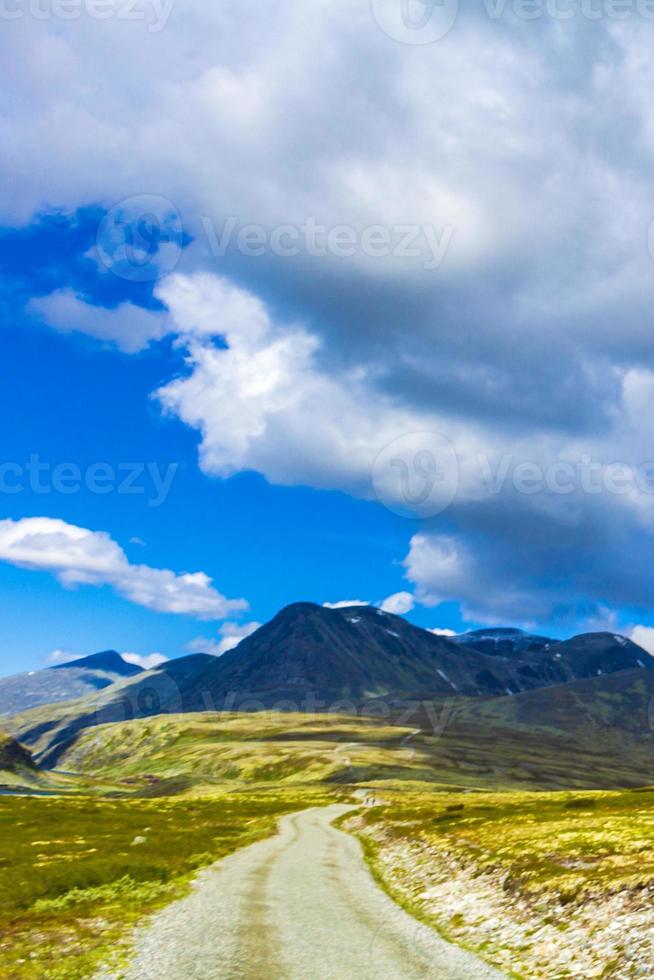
[0,651,143,717]
[451,627,553,656]
[3,603,654,768]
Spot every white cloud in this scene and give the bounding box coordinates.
[629,626,654,657]
[326,594,416,615]
[323,600,370,609]
[429,628,457,638]
[186,620,261,657]
[153,274,654,522]
[155,273,446,497]
[46,649,81,665]
[29,290,169,353]
[185,637,219,656]
[403,532,541,624]
[154,272,538,514]
[404,534,474,609]
[378,592,415,615]
[122,652,169,670]
[9,9,654,626]
[0,517,247,620]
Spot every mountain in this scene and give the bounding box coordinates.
[180,603,543,705]
[0,651,143,717]
[452,627,553,657]
[49,650,141,676]
[544,632,652,680]
[453,665,654,739]
[6,604,654,768]
[190,606,654,706]
[431,667,654,789]
[371,667,654,790]
[7,605,534,765]
[452,629,653,688]
[22,669,654,793]
[0,732,35,774]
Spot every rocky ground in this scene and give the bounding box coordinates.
[351,823,654,979]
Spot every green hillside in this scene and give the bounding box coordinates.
[44,697,654,792]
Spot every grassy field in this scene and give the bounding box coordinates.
[348,786,654,977]
[4,709,654,978]
[45,704,654,792]
[0,788,335,979]
[55,711,437,789]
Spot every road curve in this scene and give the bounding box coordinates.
[102,805,505,980]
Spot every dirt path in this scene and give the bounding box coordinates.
[100,805,506,980]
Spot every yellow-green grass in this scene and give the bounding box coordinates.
[0,788,334,979]
[356,786,654,904]
[346,785,654,976]
[54,709,644,793]
[42,703,654,792]
[56,712,437,790]
[6,708,654,978]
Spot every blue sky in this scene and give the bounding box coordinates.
[3,3,654,675]
[0,211,465,673]
[0,212,434,670]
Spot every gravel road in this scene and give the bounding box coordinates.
[100,804,506,980]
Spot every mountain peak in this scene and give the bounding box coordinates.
[49,650,143,676]
[275,601,326,619]
[463,627,530,638]
[453,627,553,657]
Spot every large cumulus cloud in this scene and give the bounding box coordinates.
[8,3,654,627]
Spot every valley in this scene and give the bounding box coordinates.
[2,606,654,977]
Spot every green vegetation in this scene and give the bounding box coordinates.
[4,707,654,978]
[348,786,654,977]
[50,704,654,793]
[355,787,654,904]
[57,712,433,788]
[0,788,333,979]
